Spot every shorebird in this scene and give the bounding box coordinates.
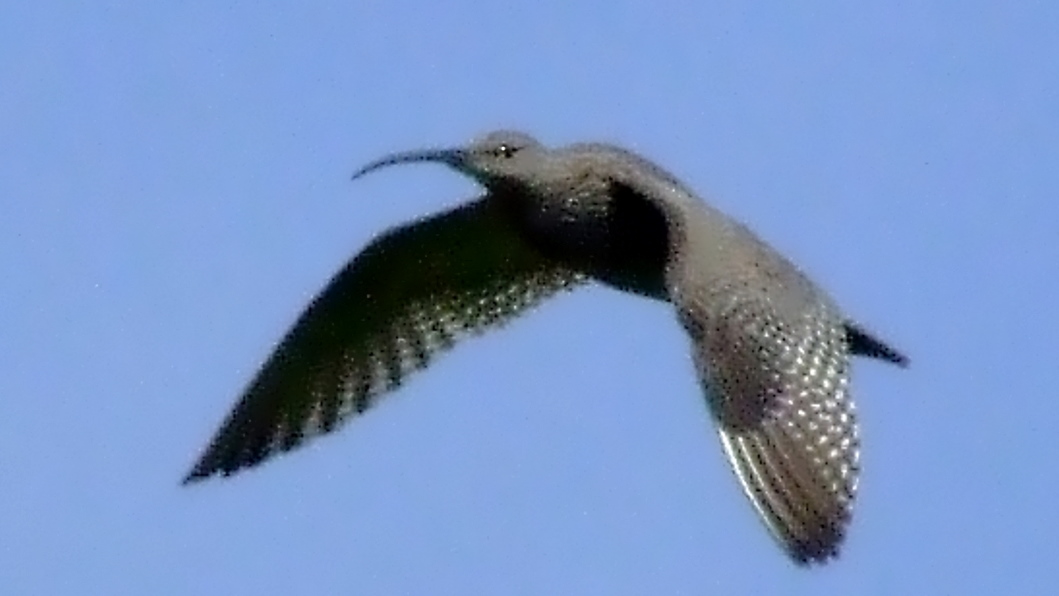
[184,130,907,564]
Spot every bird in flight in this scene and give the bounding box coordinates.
[184,130,908,565]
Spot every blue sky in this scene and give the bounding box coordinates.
[2,1,1056,594]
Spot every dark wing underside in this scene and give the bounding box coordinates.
[184,195,583,483]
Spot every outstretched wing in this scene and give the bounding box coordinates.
[184,195,583,483]
[667,210,860,564]
[594,164,864,563]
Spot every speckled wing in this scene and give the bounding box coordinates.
[184,195,582,483]
[667,214,860,565]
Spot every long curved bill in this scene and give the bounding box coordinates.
[351,148,467,181]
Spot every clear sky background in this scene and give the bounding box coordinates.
[2,2,1056,594]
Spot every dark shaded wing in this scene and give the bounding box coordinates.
[184,195,583,483]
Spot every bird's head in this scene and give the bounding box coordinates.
[352,129,549,191]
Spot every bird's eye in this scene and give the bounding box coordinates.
[496,144,518,158]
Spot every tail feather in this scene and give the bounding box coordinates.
[845,322,908,367]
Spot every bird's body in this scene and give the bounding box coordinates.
[185,130,907,565]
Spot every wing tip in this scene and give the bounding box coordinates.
[183,453,244,484]
[769,505,848,566]
[180,430,277,486]
[784,525,845,566]
[180,467,206,486]
[718,431,852,566]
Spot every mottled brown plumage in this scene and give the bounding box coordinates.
[184,130,907,565]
